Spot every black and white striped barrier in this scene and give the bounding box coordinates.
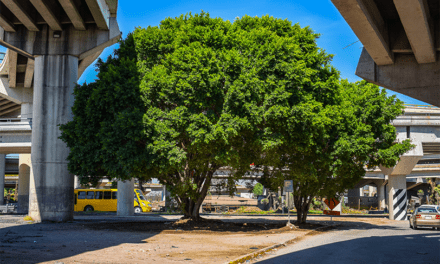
[393,189,407,221]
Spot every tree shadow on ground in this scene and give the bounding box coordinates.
[257,224,440,264]
[0,214,421,263]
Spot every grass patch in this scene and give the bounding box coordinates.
[290,209,323,215]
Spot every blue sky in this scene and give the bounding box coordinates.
[0,0,426,105]
[2,1,427,160]
[76,0,426,105]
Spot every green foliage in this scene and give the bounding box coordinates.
[309,197,323,210]
[60,12,411,221]
[252,51,413,223]
[253,183,264,196]
[111,181,117,189]
[313,198,321,206]
[133,12,322,218]
[434,185,440,196]
[417,189,424,195]
[260,198,269,205]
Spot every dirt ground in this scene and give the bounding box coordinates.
[0,214,393,264]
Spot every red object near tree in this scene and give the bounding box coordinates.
[324,198,339,210]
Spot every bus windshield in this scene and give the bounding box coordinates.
[136,190,147,201]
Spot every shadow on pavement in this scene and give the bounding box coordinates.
[257,225,440,264]
[1,213,428,263]
[0,214,171,264]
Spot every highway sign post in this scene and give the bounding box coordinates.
[324,198,341,222]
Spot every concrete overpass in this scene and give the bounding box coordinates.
[0,0,125,221]
[0,118,31,154]
[332,0,440,107]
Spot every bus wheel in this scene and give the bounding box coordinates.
[134,206,142,213]
[84,205,94,212]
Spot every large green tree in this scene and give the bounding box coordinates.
[61,12,411,222]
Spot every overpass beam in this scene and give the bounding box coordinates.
[356,48,440,107]
[117,179,134,216]
[85,0,110,30]
[394,0,435,64]
[58,0,86,30]
[0,154,5,205]
[0,0,39,31]
[29,0,63,31]
[8,50,17,88]
[331,0,393,65]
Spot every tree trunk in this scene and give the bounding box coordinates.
[138,180,145,192]
[178,195,204,221]
[294,195,312,224]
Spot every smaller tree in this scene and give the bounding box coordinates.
[257,80,413,224]
[253,183,264,196]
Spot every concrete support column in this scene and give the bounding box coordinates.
[377,184,385,210]
[0,154,5,205]
[162,185,166,201]
[17,154,31,214]
[117,179,134,216]
[74,176,81,189]
[29,55,77,222]
[21,103,33,120]
[371,180,386,211]
[388,175,408,220]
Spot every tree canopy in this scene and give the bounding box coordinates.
[60,12,412,222]
[255,79,412,223]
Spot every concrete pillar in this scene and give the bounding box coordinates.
[0,154,5,205]
[377,184,385,210]
[117,179,134,216]
[162,185,166,202]
[21,103,33,120]
[17,154,31,214]
[388,175,407,220]
[29,55,77,222]
[74,176,81,189]
[372,180,386,211]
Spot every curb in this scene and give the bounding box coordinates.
[203,213,389,218]
[225,224,338,264]
[143,213,389,218]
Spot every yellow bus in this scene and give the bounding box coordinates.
[74,189,151,213]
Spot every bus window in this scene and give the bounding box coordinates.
[112,192,117,199]
[74,194,77,205]
[103,191,112,200]
[86,191,94,199]
[95,191,103,199]
[136,191,147,201]
[78,191,86,199]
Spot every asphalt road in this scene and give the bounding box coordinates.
[257,220,440,264]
